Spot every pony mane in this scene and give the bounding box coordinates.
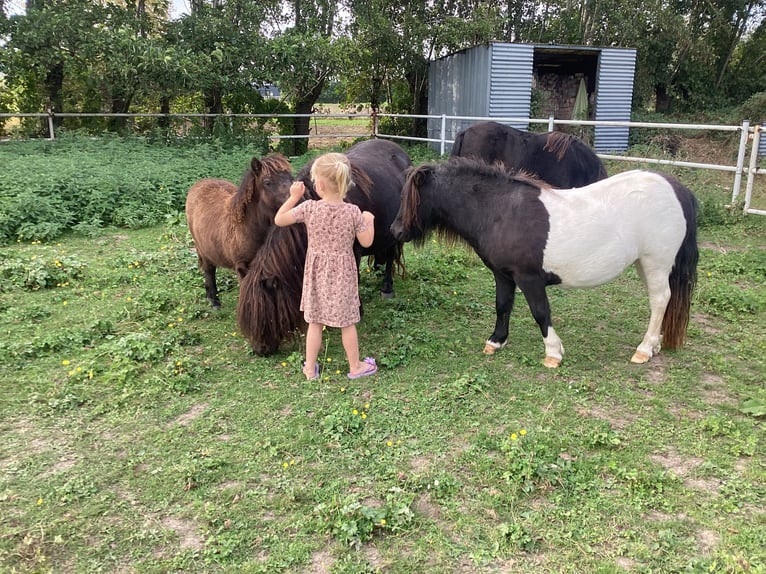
[231,153,293,223]
[237,224,308,354]
[400,157,550,249]
[542,131,575,161]
[446,156,548,190]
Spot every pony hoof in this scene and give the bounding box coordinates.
[543,356,561,368]
[630,350,651,364]
[380,291,395,300]
[483,343,497,354]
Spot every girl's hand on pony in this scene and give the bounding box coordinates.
[289,181,305,199]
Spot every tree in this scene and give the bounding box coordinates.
[172,0,273,132]
[265,0,342,155]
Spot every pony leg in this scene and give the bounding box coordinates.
[631,262,671,363]
[199,258,221,309]
[380,257,395,299]
[517,277,563,368]
[484,271,516,354]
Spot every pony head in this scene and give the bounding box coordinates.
[237,224,308,356]
[390,163,436,245]
[231,154,293,223]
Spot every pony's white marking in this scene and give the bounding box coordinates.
[543,327,564,368]
[538,170,686,288]
[535,170,687,366]
[483,339,507,354]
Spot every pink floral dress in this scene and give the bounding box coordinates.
[290,200,370,327]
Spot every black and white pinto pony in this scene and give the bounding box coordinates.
[451,121,607,188]
[237,138,411,356]
[390,158,699,367]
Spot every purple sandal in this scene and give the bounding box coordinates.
[303,362,320,380]
[347,357,377,379]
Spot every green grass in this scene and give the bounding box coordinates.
[0,138,765,573]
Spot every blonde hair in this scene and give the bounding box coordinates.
[310,153,352,200]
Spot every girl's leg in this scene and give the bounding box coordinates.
[341,324,360,371]
[342,324,376,377]
[304,322,323,379]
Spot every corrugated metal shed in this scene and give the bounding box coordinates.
[594,48,637,152]
[428,42,636,153]
[488,43,534,127]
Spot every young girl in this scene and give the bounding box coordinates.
[274,152,378,381]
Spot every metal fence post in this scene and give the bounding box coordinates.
[548,116,555,131]
[731,119,749,202]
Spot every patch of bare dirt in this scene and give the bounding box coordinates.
[302,544,334,574]
[645,354,668,385]
[169,403,208,427]
[159,516,205,551]
[650,449,703,477]
[696,529,721,555]
[615,556,640,570]
[650,449,721,494]
[363,544,386,570]
[692,312,724,335]
[699,373,736,405]
[413,492,443,523]
[575,404,637,431]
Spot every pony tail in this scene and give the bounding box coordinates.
[662,192,699,349]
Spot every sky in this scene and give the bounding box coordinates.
[6,0,190,19]
[170,0,189,19]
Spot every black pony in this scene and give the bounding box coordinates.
[451,121,607,188]
[237,138,411,356]
[390,158,698,367]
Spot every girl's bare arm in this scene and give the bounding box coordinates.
[356,211,375,248]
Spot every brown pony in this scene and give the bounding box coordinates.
[185,154,293,309]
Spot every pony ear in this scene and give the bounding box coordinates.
[412,165,433,188]
[250,157,264,177]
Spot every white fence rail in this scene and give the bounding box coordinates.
[377,113,765,216]
[1,111,764,215]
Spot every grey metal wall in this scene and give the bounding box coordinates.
[427,45,491,144]
[488,43,534,129]
[593,48,637,152]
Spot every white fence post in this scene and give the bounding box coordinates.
[440,114,447,156]
[731,119,749,202]
[47,109,55,141]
